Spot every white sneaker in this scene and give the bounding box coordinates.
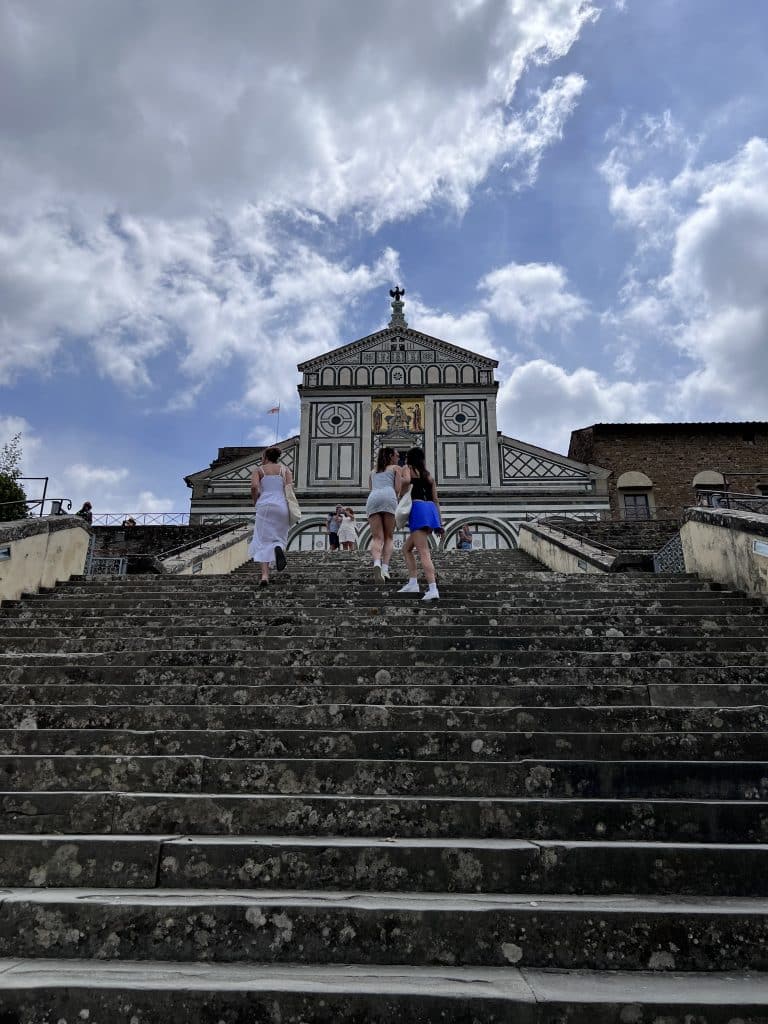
[422,588,440,601]
[381,567,391,580]
[398,581,420,594]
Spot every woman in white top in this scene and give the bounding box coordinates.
[249,446,292,586]
[364,446,403,581]
[338,507,358,550]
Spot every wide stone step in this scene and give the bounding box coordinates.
[6,609,766,631]
[6,834,768,897]
[0,960,764,1024]
[4,790,768,842]
[8,631,768,654]
[2,755,768,799]
[2,727,765,762]
[2,888,768,971]
[2,702,766,732]
[7,680,768,708]
[3,647,766,668]
[3,662,766,693]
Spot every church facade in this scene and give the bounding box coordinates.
[185,291,610,549]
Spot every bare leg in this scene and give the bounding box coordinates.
[381,512,396,566]
[368,513,385,563]
[412,530,436,585]
[403,534,417,577]
[259,562,270,583]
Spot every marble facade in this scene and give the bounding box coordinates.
[185,293,610,549]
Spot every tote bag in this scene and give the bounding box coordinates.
[280,466,302,525]
[395,487,412,530]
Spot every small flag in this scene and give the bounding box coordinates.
[267,406,280,414]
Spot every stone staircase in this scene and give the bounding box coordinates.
[0,548,767,1021]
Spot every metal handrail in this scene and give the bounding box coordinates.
[155,518,252,560]
[524,513,620,555]
[696,490,768,514]
[0,497,72,517]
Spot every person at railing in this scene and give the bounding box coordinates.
[248,446,290,586]
[456,524,473,551]
[121,517,137,528]
[75,501,93,524]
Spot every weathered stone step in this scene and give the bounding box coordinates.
[3,662,765,691]
[2,647,766,669]
[0,960,764,1024]
[13,592,752,612]
[2,727,765,762]
[3,834,768,897]
[6,609,766,631]
[8,632,768,657]
[5,790,768,842]
[2,702,766,732]
[3,755,768,799]
[10,614,768,638]
[3,888,768,971]
[4,679,768,707]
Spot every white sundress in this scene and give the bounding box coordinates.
[249,473,289,563]
[338,516,358,544]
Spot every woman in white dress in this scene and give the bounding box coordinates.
[249,446,291,586]
[365,446,403,581]
[338,507,358,551]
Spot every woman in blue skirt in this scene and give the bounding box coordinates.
[398,447,443,601]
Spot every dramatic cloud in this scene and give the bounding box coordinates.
[602,124,768,420]
[497,358,655,453]
[0,0,597,408]
[480,261,589,334]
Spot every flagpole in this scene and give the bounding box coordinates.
[275,403,280,444]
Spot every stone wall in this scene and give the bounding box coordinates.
[569,423,768,518]
[681,506,768,602]
[92,524,247,573]
[0,515,90,601]
[548,518,682,552]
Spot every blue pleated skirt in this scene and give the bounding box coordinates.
[409,499,441,532]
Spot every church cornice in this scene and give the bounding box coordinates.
[297,325,498,373]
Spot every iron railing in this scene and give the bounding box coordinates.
[0,496,72,518]
[696,490,768,515]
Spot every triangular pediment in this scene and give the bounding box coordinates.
[184,436,299,487]
[298,326,498,373]
[499,435,609,483]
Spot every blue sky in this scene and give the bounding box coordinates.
[2,0,767,515]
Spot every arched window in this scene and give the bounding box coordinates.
[373,367,387,386]
[338,367,352,387]
[409,366,423,386]
[426,365,440,385]
[461,366,476,384]
[321,367,335,386]
[692,470,726,507]
[355,367,369,386]
[444,365,458,384]
[616,471,654,520]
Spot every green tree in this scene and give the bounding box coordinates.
[0,433,29,522]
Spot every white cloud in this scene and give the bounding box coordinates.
[480,261,589,334]
[497,358,656,453]
[601,117,768,421]
[407,300,498,360]
[64,464,130,488]
[0,0,598,407]
[135,491,174,514]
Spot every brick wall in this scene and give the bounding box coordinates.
[568,424,768,519]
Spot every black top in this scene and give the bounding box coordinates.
[410,474,433,502]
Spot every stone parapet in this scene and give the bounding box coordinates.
[0,515,91,602]
[517,521,617,573]
[681,506,768,601]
